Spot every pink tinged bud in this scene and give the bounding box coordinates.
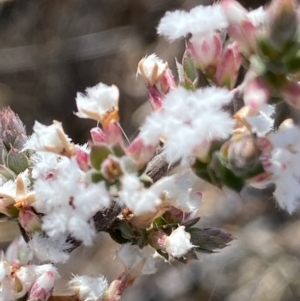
[101,156,123,182]
[244,78,270,110]
[104,121,124,147]
[75,148,90,171]
[160,68,176,94]
[188,32,223,77]
[148,229,167,250]
[90,127,106,144]
[147,85,164,111]
[257,137,273,152]
[18,210,42,233]
[246,172,271,189]
[215,42,241,89]
[222,0,256,53]
[281,81,300,109]
[28,271,56,301]
[103,273,130,301]
[127,137,156,169]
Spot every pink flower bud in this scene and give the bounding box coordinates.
[222,0,256,53]
[148,229,167,250]
[188,32,223,77]
[90,127,106,144]
[18,209,42,233]
[104,121,124,147]
[127,137,156,169]
[215,42,241,89]
[147,85,164,111]
[244,78,270,110]
[28,271,56,301]
[103,273,130,301]
[75,148,90,171]
[281,80,300,109]
[160,68,176,94]
[101,156,123,182]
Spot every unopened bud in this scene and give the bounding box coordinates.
[75,148,90,171]
[101,155,123,182]
[215,42,241,89]
[0,107,27,151]
[226,134,261,177]
[188,32,223,78]
[90,127,106,144]
[160,68,176,94]
[28,270,56,301]
[104,121,124,147]
[18,209,42,233]
[103,273,130,301]
[127,137,156,169]
[244,77,270,110]
[147,85,164,111]
[222,0,256,53]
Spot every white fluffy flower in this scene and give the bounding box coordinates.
[118,243,156,275]
[119,173,161,215]
[28,233,72,264]
[137,54,168,85]
[157,4,227,41]
[69,275,108,301]
[24,121,72,155]
[76,82,119,124]
[164,226,194,258]
[247,6,267,26]
[34,158,111,245]
[156,173,202,212]
[261,121,300,213]
[140,86,234,164]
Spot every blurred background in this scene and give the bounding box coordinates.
[3,1,300,301]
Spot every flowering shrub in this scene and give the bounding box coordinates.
[0,0,300,300]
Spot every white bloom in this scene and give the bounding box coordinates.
[140,86,234,164]
[246,104,274,136]
[76,82,119,123]
[69,275,108,301]
[6,236,33,265]
[164,226,194,258]
[157,4,227,41]
[155,173,202,212]
[119,173,161,215]
[24,121,72,155]
[34,158,111,245]
[28,233,72,264]
[118,243,156,275]
[137,54,168,85]
[247,6,267,26]
[261,121,300,213]
[31,151,67,180]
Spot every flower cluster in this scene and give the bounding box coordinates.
[1,0,300,300]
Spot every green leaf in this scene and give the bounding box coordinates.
[182,51,198,88]
[182,217,200,229]
[90,144,111,170]
[192,159,212,183]
[7,148,30,174]
[189,227,234,253]
[210,152,244,192]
